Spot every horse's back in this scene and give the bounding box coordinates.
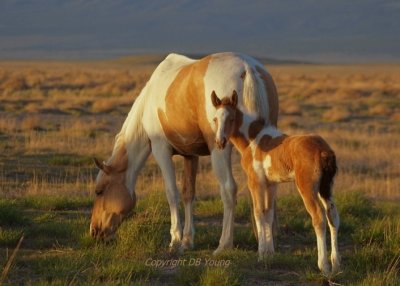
[141,52,278,155]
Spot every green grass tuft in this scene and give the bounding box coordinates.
[1,191,399,285]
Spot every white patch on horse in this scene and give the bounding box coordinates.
[250,143,267,186]
[263,155,273,180]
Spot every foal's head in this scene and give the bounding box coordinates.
[90,152,135,241]
[211,90,238,149]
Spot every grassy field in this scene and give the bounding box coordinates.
[0,56,399,285]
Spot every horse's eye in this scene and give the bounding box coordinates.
[95,189,104,195]
[213,118,217,122]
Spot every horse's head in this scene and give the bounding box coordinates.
[211,90,238,149]
[90,154,135,241]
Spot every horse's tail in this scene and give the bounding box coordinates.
[318,150,337,200]
[242,64,268,119]
[242,63,279,126]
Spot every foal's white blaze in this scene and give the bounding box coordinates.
[214,107,230,147]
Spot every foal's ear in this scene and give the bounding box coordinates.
[231,90,238,107]
[211,91,221,107]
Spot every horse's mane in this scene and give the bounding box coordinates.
[108,83,149,164]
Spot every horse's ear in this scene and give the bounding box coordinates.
[231,90,238,107]
[93,157,111,174]
[211,91,221,107]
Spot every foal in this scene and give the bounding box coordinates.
[211,91,340,275]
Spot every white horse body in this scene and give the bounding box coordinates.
[91,52,279,253]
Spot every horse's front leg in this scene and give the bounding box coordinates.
[181,156,198,251]
[211,146,237,255]
[152,142,182,250]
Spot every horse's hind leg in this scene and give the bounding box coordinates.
[296,176,329,275]
[211,146,237,255]
[181,156,198,250]
[152,141,182,250]
[319,195,340,274]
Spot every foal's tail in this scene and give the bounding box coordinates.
[318,151,337,200]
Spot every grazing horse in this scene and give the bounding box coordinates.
[211,91,340,274]
[90,52,279,253]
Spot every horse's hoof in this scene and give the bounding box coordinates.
[169,242,183,255]
[180,239,194,252]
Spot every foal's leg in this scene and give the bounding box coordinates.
[246,168,271,260]
[296,176,329,274]
[249,184,268,260]
[319,195,340,274]
[152,142,182,249]
[264,184,277,253]
[211,146,237,255]
[181,156,198,250]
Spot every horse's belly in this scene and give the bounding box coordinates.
[157,108,210,156]
[172,141,210,156]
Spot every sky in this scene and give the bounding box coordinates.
[0,0,399,62]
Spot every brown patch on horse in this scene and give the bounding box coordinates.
[255,66,279,127]
[248,118,265,140]
[229,110,248,149]
[266,136,294,180]
[158,56,212,155]
[182,156,198,203]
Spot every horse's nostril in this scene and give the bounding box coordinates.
[90,226,100,238]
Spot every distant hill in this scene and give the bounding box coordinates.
[111,54,313,67]
[0,0,399,63]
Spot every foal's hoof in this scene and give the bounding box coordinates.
[257,250,274,262]
[213,241,233,256]
[213,246,231,256]
[213,247,225,256]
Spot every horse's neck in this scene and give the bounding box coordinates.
[230,131,250,155]
[231,109,281,154]
[230,110,255,154]
[116,93,151,194]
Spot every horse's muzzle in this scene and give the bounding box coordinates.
[90,226,116,242]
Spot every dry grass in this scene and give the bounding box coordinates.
[0,58,399,285]
[0,60,399,200]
